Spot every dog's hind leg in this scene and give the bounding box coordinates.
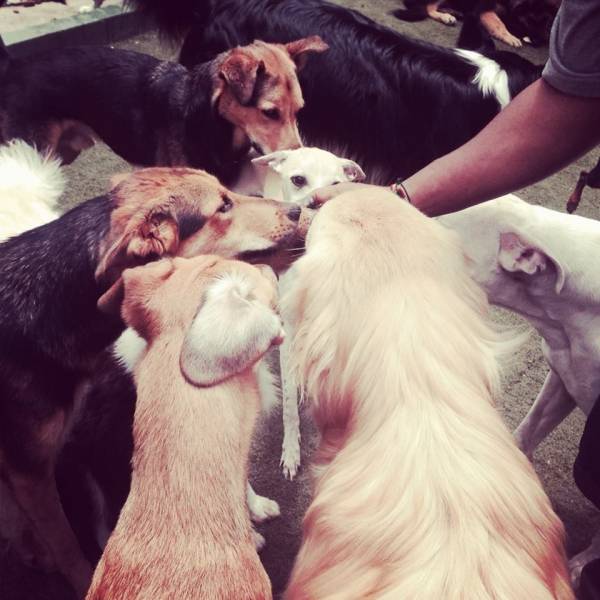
[514,369,576,459]
[246,483,280,523]
[3,408,92,598]
[279,335,302,480]
[480,10,523,46]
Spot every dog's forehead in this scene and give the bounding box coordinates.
[286,150,345,177]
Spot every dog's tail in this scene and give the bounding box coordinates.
[390,7,428,22]
[0,141,65,241]
[124,0,213,40]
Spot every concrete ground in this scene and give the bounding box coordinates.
[1,1,600,598]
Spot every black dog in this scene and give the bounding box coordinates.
[128,0,542,184]
[393,0,559,48]
[0,38,325,184]
[567,156,600,214]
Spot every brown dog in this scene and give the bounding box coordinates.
[86,255,281,600]
[0,167,304,598]
[0,37,328,182]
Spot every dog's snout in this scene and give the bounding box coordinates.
[287,205,302,222]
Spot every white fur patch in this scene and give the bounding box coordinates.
[455,49,511,109]
[0,140,65,241]
[113,328,148,373]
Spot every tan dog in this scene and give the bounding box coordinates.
[282,188,572,599]
[0,37,327,180]
[87,255,282,600]
[0,166,303,598]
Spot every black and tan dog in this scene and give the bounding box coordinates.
[0,167,305,598]
[0,37,327,183]
[393,0,559,47]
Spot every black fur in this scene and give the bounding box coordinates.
[0,196,123,474]
[393,0,557,47]
[169,0,541,183]
[0,46,246,184]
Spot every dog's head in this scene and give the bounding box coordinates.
[252,147,365,205]
[212,37,329,155]
[439,195,566,303]
[121,255,284,386]
[96,167,307,313]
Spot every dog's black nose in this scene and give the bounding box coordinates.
[287,205,302,222]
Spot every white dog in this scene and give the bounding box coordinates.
[282,187,572,599]
[252,147,365,479]
[0,140,64,241]
[440,193,600,585]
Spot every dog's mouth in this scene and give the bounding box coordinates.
[251,141,265,156]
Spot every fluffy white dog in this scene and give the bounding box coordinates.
[0,140,64,241]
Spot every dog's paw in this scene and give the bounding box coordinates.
[280,441,301,480]
[249,493,281,523]
[252,529,266,552]
[498,32,523,47]
[438,12,457,25]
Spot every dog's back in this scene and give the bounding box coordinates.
[87,256,276,600]
[283,189,572,599]
[0,140,64,241]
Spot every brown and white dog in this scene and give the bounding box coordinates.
[87,255,282,600]
[0,167,303,598]
[0,37,327,183]
[282,188,572,599]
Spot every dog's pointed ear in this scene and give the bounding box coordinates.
[219,52,265,105]
[180,274,284,387]
[285,36,329,71]
[341,160,366,182]
[96,207,180,314]
[252,150,290,173]
[498,231,566,293]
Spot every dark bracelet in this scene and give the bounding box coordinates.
[390,179,412,204]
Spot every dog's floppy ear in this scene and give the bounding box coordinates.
[252,150,290,172]
[341,160,366,182]
[180,274,284,387]
[498,231,566,293]
[96,207,179,314]
[285,36,329,71]
[219,51,265,105]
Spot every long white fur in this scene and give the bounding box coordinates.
[0,140,65,241]
[282,188,572,599]
[455,49,511,109]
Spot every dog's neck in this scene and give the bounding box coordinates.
[0,195,124,369]
[182,63,249,185]
[118,332,260,546]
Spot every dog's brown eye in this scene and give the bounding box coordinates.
[291,175,307,188]
[219,197,233,213]
[262,108,280,121]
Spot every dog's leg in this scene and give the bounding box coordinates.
[570,531,600,590]
[480,10,523,47]
[567,171,589,214]
[426,1,457,25]
[246,483,280,523]
[514,369,576,459]
[4,409,92,598]
[280,334,302,480]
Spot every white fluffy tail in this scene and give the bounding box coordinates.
[0,140,65,241]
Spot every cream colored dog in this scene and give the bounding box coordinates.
[282,188,572,599]
[87,255,282,600]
